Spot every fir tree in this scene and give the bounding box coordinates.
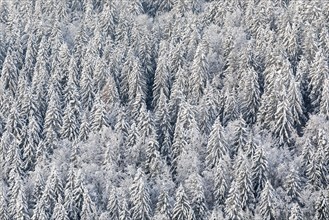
[273,91,295,148]
[52,197,69,220]
[288,203,303,220]
[224,181,244,220]
[107,188,120,220]
[81,189,98,220]
[251,147,268,199]
[130,169,152,220]
[172,184,195,220]
[206,117,228,169]
[119,198,131,220]
[61,100,80,141]
[154,189,172,220]
[240,68,261,124]
[213,158,230,207]
[1,49,19,97]
[309,48,329,112]
[284,167,301,204]
[314,190,329,220]
[258,181,277,220]
[185,173,208,220]
[320,77,329,119]
[230,117,249,157]
[90,95,109,132]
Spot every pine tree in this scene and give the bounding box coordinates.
[284,167,301,204]
[31,166,46,210]
[114,108,129,144]
[222,88,240,126]
[100,74,120,107]
[31,197,49,220]
[22,34,38,83]
[144,137,163,178]
[0,181,9,220]
[119,198,131,220]
[235,157,255,212]
[44,89,63,142]
[198,85,220,135]
[13,180,29,220]
[288,80,306,128]
[127,57,148,104]
[206,117,228,169]
[130,169,152,220]
[224,181,244,220]
[90,95,109,132]
[107,188,120,220]
[80,59,95,111]
[61,100,80,141]
[22,130,38,171]
[320,77,329,119]
[309,48,329,112]
[154,90,172,161]
[172,184,195,220]
[213,158,230,207]
[258,181,277,220]
[51,197,69,220]
[189,40,209,104]
[81,189,98,220]
[251,147,268,199]
[1,49,19,97]
[288,203,303,220]
[78,111,90,142]
[171,102,201,180]
[46,166,64,205]
[0,0,9,24]
[71,171,84,219]
[306,148,327,190]
[230,117,249,157]
[5,101,24,140]
[240,66,260,124]
[243,134,258,158]
[152,41,171,108]
[185,173,208,220]
[125,122,143,166]
[137,106,155,145]
[314,190,329,220]
[272,91,295,148]
[64,168,84,220]
[154,189,172,220]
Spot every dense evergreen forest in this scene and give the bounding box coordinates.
[1,0,329,219]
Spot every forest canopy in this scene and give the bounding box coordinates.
[0,0,329,219]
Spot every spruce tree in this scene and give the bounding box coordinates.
[81,190,98,220]
[1,49,19,97]
[51,197,69,220]
[288,203,303,220]
[273,91,295,148]
[61,100,80,141]
[107,188,120,220]
[206,117,228,169]
[224,181,244,220]
[314,190,329,220]
[251,147,268,199]
[154,189,172,220]
[308,47,328,111]
[284,167,301,204]
[258,181,277,220]
[172,184,195,220]
[130,169,152,220]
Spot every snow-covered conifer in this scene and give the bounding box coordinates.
[206,117,228,169]
[172,184,195,220]
[130,169,152,220]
